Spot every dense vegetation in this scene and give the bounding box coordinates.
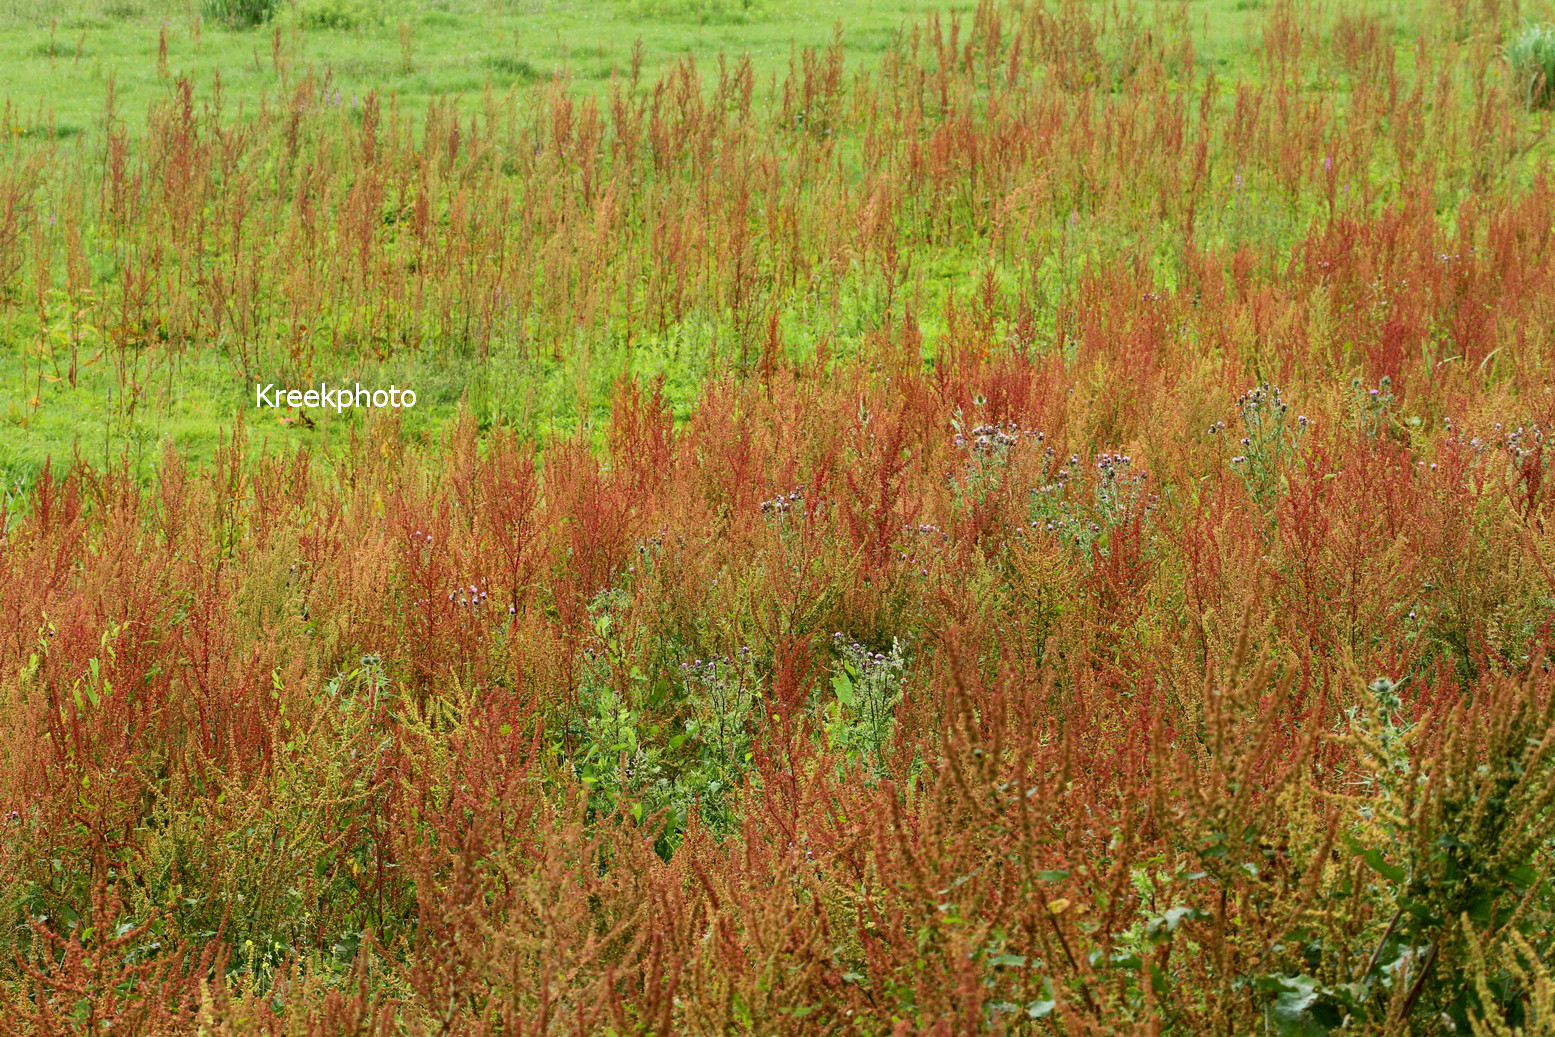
[3,0,1555,1032]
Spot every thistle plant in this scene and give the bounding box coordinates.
[949,414,1032,514]
[680,649,759,778]
[1352,375,1396,438]
[827,634,907,769]
[1501,422,1549,523]
[560,587,663,827]
[667,649,763,834]
[1225,383,1307,516]
[1025,449,1150,555]
[758,485,805,526]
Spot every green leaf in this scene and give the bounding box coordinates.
[832,672,854,706]
[1267,975,1334,1037]
[1146,906,1205,941]
[1362,849,1406,883]
[1507,864,1538,891]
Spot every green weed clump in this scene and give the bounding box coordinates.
[1508,22,1555,109]
[623,0,760,25]
[201,0,280,27]
[292,0,384,31]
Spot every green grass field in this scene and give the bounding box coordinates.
[1,0,967,134]
[0,0,1449,489]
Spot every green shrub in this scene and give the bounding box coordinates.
[1508,23,1555,109]
[482,54,541,82]
[621,0,759,25]
[294,0,384,30]
[202,0,281,28]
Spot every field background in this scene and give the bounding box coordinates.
[4,0,1555,1033]
[0,0,1458,487]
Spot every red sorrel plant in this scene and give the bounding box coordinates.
[0,0,1553,1029]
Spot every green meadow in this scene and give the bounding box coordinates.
[0,0,1442,487]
